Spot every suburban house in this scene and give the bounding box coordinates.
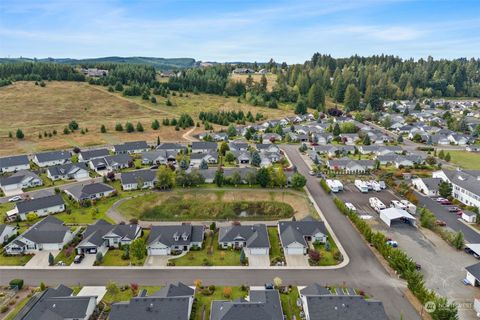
[228,141,249,152]
[314,145,355,157]
[109,282,195,320]
[259,151,281,167]
[0,155,30,173]
[411,177,443,196]
[46,162,90,181]
[256,144,280,154]
[231,150,251,164]
[191,141,217,154]
[33,150,71,167]
[156,143,187,154]
[210,288,283,320]
[147,224,204,255]
[0,224,17,244]
[433,169,480,209]
[76,219,141,254]
[6,194,65,221]
[89,154,133,173]
[5,216,74,254]
[218,224,270,255]
[466,262,480,286]
[299,284,388,320]
[63,183,115,202]
[141,150,177,165]
[121,169,156,190]
[113,141,149,154]
[78,148,110,162]
[278,217,327,255]
[339,133,359,145]
[376,154,425,168]
[190,152,218,166]
[326,159,375,174]
[14,284,97,320]
[0,170,43,195]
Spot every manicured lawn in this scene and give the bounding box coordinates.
[54,249,76,266]
[268,227,285,265]
[100,249,146,266]
[191,286,246,320]
[280,288,302,320]
[440,150,480,170]
[102,286,162,306]
[312,236,341,266]
[172,232,242,266]
[0,253,33,266]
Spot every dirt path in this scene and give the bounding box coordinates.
[182,127,198,142]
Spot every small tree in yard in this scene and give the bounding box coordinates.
[136,122,144,132]
[452,231,464,249]
[48,252,54,266]
[438,181,452,198]
[240,249,247,265]
[96,252,103,264]
[100,125,107,133]
[210,222,216,231]
[308,249,321,264]
[130,283,139,295]
[130,238,146,261]
[444,152,451,162]
[200,159,208,170]
[291,173,307,189]
[194,279,202,289]
[40,282,46,291]
[107,171,116,181]
[107,281,119,295]
[223,287,232,298]
[224,151,236,164]
[273,277,282,288]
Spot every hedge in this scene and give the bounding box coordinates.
[333,197,458,319]
[9,279,23,290]
[319,179,331,193]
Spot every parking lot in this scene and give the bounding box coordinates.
[338,181,479,319]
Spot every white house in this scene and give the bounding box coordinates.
[433,169,480,209]
[0,170,43,195]
[278,217,327,255]
[33,150,71,167]
[46,163,90,181]
[7,194,65,221]
[218,224,270,255]
[411,177,442,197]
[120,170,156,191]
[0,155,30,173]
[147,224,204,255]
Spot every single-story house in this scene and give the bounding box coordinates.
[120,169,156,190]
[466,262,480,286]
[141,150,177,165]
[156,143,187,154]
[112,141,149,154]
[326,159,375,174]
[0,155,30,173]
[191,142,217,154]
[462,211,477,223]
[0,224,17,244]
[256,143,280,154]
[64,183,115,202]
[147,224,204,255]
[5,216,74,254]
[190,152,218,166]
[232,150,251,164]
[78,148,110,162]
[46,162,90,181]
[7,194,65,221]
[278,217,327,255]
[76,219,141,254]
[228,141,249,152]
[218,224,270,255]
[33,150,71,167]
[109,282,195,320]
[0,170,43,195]
[89,154,133,173]
[14,284,97,320]
[411,177,442,197]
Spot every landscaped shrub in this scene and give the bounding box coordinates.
[9,279,23,290]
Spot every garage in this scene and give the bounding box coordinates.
[148,247,170,256]
[285,245,305,255]
[249,247,269,255]
[379,208,416,227]
[466,262,480,286]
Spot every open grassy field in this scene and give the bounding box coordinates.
[116,189,314,221]
[439,150,480,170]
[0,81,294,155]
[230,73,278,91]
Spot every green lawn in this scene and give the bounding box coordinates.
[0,253,33,266]
[280,288,302,320]
[312,236,341,266]
[100,249,146,266]
[191,286,246,320]
[268,227,285,266]
[55,194,118,224]
[102,286,162,306]
[172,232,242,266]
[440,150,480,170]
[54,248,76,266]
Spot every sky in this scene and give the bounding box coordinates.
[1,0,479,63]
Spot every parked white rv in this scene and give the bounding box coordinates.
[333,180,344,191]
[345,202,357,212]
[326,179,339,193]
[355,180,368,193]
[400,200,417,215]
[369,197,386,212]
[371,181,382,192]
[391,200,407,210]
[379,181,386,189]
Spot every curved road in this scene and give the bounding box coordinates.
[0,146,420,319]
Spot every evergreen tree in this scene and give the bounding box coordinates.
[307,83,325,111]
[344,84,360,111]
[251,151,261,167]
[125,122,135,132]
[16,129,24,139]
[151,119,160,130]
[136,122,144,132]
[100,124,107,133]
[295,99,307,115]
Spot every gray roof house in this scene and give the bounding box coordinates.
[5,216,74,254]
[299,283,388,320]
[63,183,115,202]
[78,148,109,162]
[466,262,480,286]
[433,169,480,208]
[46,162,89,181]
[109,282,195,320]
[190,152,218,166]
[33,150,71,167]
[0,170,43,195]
[147,224,204,255]
[8,194,65,221]
[210,288,283,320]
[278,217,327,255]
[141,150,177,165]
[89,154,133,173]
[411,177,442,197]
[326,159,375,173]
[113,141,149,154]
[191,141,217,154]
[14,284,97,320]
[76,219,141,254]
[218,224,270,255]
[0,155,30,173]
[120,170,156,191]
[155,143,187,153]
[0,224,17,244]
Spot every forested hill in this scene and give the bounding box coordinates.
[0,57,196,70]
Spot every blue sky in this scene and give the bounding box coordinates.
[1,0,479,62]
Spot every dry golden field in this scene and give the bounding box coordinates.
[230,73,277,91]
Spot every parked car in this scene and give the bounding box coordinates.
[465,247,474,255]
[8,195,23,202]
[440,200,452,205]
[74,254,85,264]
[436,197,447,202]
[265,283,274,290]
[447,206,460,212]
[308,171,315,176]
[435,220,447,227]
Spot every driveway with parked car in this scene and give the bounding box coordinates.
[70,253,96,268]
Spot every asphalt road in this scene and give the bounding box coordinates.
[0,147,421,320]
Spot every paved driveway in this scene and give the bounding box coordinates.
[25,250,59,267]
[144,255,170,266]
[246,253,270,267]
[77,286,107,304]
[284,254,309,267]
[70,254,96,268]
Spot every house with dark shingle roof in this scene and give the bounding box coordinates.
[63,183,115,202]
[33,150,71,167]
[7,194,65,221]
[278,217,327,255]
[76,219,141,255]
[147,224,204,255]
[326,159,375,173]
[299,283,388,320]
[46,162,89,181]
[109,282,195,320]
[0,224,17,244]
[120,169,156,190]
[14,284,97,320]
[191,141,217,154]
[0,170,43,195]
[141,150,177,165]
[155,142,187,153]
[78,148,110,162]
[190,152,218,166]
[89,154,133,173]
[210,288,283,320]
[112,141,149,154]
[218,224,270,255]
[0,155,30,173]
[5,216,74,254]
[466,262,480,286]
